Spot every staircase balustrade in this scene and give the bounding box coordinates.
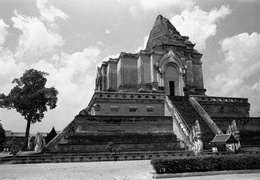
[189,96,223,135]
[165,96,192,149]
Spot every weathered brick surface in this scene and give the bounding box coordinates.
[48,115,182,153]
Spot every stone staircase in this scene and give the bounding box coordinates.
[56,131,182,152]
[167,96,216,150]
[46,115,185,154]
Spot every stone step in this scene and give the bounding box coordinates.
[1,150,193,164]
[57,142,183,153]
[47,115,180,152]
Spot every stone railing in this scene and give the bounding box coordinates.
[165,96,192,149]
[189,96,223,135]
[192,95,248,103]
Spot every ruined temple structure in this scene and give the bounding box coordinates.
[46,15,260,156]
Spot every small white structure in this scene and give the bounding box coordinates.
[190,120,203,155]
[35,132,46,153]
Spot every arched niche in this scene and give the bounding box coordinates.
[159,51,185,96]
[164,63,181,96]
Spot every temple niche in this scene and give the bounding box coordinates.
[95,15,206,96]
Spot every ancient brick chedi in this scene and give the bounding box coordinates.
[46,15,260,154]
[96,15,205,96]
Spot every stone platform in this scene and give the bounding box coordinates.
[46,115,183,153]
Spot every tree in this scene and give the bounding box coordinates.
[0,120,5,151]
[0,69,58,150]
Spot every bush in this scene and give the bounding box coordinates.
[5,137,24,155]
[150,154,260,174]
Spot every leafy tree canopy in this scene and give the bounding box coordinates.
[1,69,58,123]
[0,69,58,149]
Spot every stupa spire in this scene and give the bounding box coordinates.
[146,15,188,51]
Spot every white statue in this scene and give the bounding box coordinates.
[226,120,241,152]
[190,120,203,155]
[35,132,46,153]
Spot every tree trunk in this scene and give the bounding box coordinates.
[23,119,31,150]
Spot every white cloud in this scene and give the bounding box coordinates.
[11,10,64,58]
[105,29,110,34]
[11,0,68,59]
[98,41,103,46]
[0,50,27,93]
[219,32,260,84]
[129,6,138,16]
[31,47,101,105]
[207,32,260,116]
[136,35,149,52]
[170,5,232,51]
[37,0,68,23]
[0,19,9,48]
[253,82,260,91]
[140,0,195,11]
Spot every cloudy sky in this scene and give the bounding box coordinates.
[1,0,260,134]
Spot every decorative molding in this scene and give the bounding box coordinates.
[146,106,154,112]
[129,106,138,112]
[110,106,120,111]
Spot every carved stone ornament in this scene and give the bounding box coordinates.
[226,120,241,152]
[189,120,203,155]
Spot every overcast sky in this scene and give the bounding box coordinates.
[1,0,260,134]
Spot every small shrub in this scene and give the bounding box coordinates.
[150,154,260,174]
[5,137,24,155]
